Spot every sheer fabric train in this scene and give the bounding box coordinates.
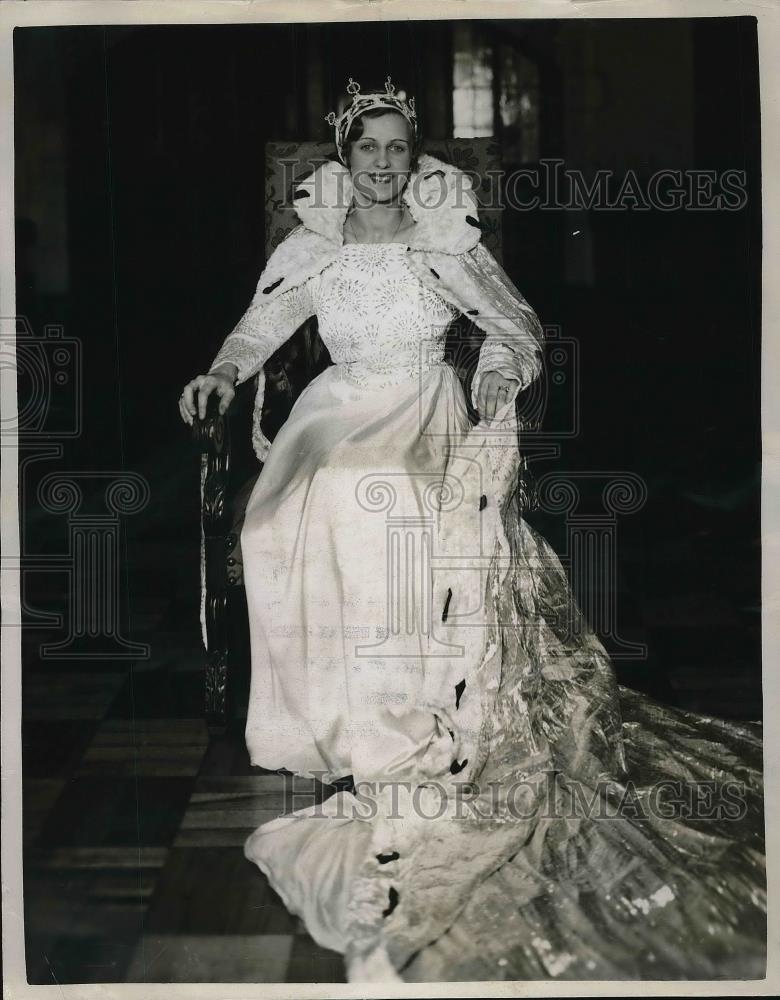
[227,242,766,982]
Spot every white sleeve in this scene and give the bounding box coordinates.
[465,243,544,412]
[209,278,316,386]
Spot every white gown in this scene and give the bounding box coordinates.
[242,241,468,784]
[237,241,765,981]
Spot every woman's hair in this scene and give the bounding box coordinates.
[343,106,421,171]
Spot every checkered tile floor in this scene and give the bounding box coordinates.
[22,662,346,984]
[19,530,762,984]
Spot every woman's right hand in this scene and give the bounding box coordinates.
[178,369,237,426]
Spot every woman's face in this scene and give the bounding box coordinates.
[347,111,413,205]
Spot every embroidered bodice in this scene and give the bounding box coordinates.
[311,243,458,387]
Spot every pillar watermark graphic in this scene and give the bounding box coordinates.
[352,472,467,658]
[35,472,151,660]
[350,318,648,661]
[535,471,648,657]
[1,316,151,660]
[352,466,647,659]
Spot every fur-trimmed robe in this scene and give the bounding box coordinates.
[208,152,545,461]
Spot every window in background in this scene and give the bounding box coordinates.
[499,45,540,163]
[452,22,494,137]
[452,23,541,163]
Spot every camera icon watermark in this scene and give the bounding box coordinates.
[0,316,82,440]
[421,321,580,449]
[2,315,150,661]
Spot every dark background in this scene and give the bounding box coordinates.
[15,17,761,718]
[13,16,762,986]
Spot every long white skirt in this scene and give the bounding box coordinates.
[239,361,766,981]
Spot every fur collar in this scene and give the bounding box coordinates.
[291,153,482,255]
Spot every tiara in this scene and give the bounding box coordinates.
[325,76,417,164]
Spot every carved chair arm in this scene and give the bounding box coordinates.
[190,392,232,730]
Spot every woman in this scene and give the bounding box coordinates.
[179,79,765,982]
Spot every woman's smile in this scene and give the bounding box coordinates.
[346,111,413,205]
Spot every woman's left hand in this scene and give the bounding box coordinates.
[477,371,519,422]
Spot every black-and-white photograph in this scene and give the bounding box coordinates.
[2,0,772,991]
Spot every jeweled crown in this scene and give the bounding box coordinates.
[325,76,417,165]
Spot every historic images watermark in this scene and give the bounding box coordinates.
[279,769,750,824]
[280,158,749,213]
[1,315,151,659]
[472,161,748,212]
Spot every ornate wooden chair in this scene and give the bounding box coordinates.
[193,137,534,733]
